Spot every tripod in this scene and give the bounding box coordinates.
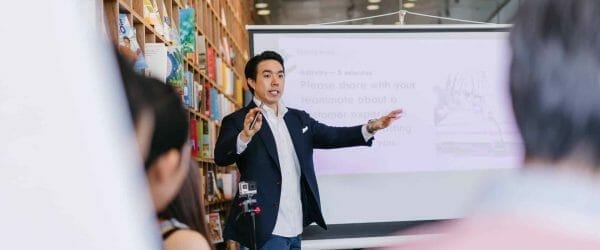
[237,193,261,250]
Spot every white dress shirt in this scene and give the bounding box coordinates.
[236,98,374,237]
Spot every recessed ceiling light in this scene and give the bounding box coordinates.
[366,4,379,10]
[403,2,415,8]
[407,0,417,2]
[255,2,268,8]
[257,9,271,15]
[368,0,381,3]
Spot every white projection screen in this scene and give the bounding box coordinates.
[248,25,522,238]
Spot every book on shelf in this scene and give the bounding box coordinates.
[215,56,223,87]
[194,80,203,111]
[228,42,236,67]
[206,212,224,243]
[235,78,243,104]
[190,119,199,157]
[144,43,168,82]
[167,46,185,90]
[200,120,211,159]
[203,81,211,117]
[206,170,222,201]
[207,47,216,81]
[221,62,235,96]
[206,170,215,200]
[169,14,180,46]
[220,7,227,26]
[229,169,239,195]
[228,67,235,95]
[117,14,148,73]
[209,88,220,120]
[198,169,205,202]
[179,7,196,56]
[221,36,231,65]
[211,122,217,159]
[196,35,207,70]
[183,71,194,108]
[196,118,204,157]
[217,172,234,200]
[158,0,173,42]
[143,0,163,36]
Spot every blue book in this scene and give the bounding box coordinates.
[118,14,148,73]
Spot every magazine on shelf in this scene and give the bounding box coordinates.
[118,14,148,73]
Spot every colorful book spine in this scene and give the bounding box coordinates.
[207,47,216,81]
[201,120,211,159]
[190,119,199,157]
[167,46,185,88]
[179,8,196,55]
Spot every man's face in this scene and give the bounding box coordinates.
[249,59,285,108]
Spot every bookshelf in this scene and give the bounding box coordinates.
[100,0,252,248]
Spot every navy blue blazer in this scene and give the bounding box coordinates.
[214,102,373,248]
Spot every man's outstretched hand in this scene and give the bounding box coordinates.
[367,109,403,133]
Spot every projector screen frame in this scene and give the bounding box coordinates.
[248,24,512,57]
[246,24,516,242]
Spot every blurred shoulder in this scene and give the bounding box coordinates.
[164,229,212,250]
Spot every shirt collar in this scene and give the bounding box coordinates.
[253,97,288,118]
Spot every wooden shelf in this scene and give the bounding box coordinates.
[207,199,234,206]
[224,0,243,29]
[189,109,210,121]
[103,2,250,246]
[195,157,215,164]
[118,0,135,14]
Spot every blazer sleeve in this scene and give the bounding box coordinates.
[214,114,241,166]
[300,111,373,149]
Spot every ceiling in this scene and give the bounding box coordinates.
[252,0,514,25]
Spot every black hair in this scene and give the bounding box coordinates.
[116,51,189,169]
[118,51,209,246]
[117,52,150,122]
[159,162,214,249]
[143,80,189,168]
[244,50,285,94]
[510,0,600,165]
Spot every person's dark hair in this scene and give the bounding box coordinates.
[510,0,600,164]
[159,162,214,249]
[117,52,151,123]
[143,80,189,168]
[244,50,285,94]
[116,51,189,169]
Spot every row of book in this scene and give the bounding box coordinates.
[190,119,216,159]
[200,168,239,244]
[202,169,238,203]
[208,87,236,121]
[118,2,242,112]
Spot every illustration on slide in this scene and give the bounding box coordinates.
[434,71,513,157]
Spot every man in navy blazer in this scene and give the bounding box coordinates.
[214,51,402,249]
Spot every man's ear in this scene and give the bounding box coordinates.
[247,78,255,90]
[148,149,181,183]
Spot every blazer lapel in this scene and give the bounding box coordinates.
[284,111,306,171]
[257,120,281,170]
[245,101,281,170]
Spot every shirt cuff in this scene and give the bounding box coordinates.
[361,124,374,142]
[237,133,251,154]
